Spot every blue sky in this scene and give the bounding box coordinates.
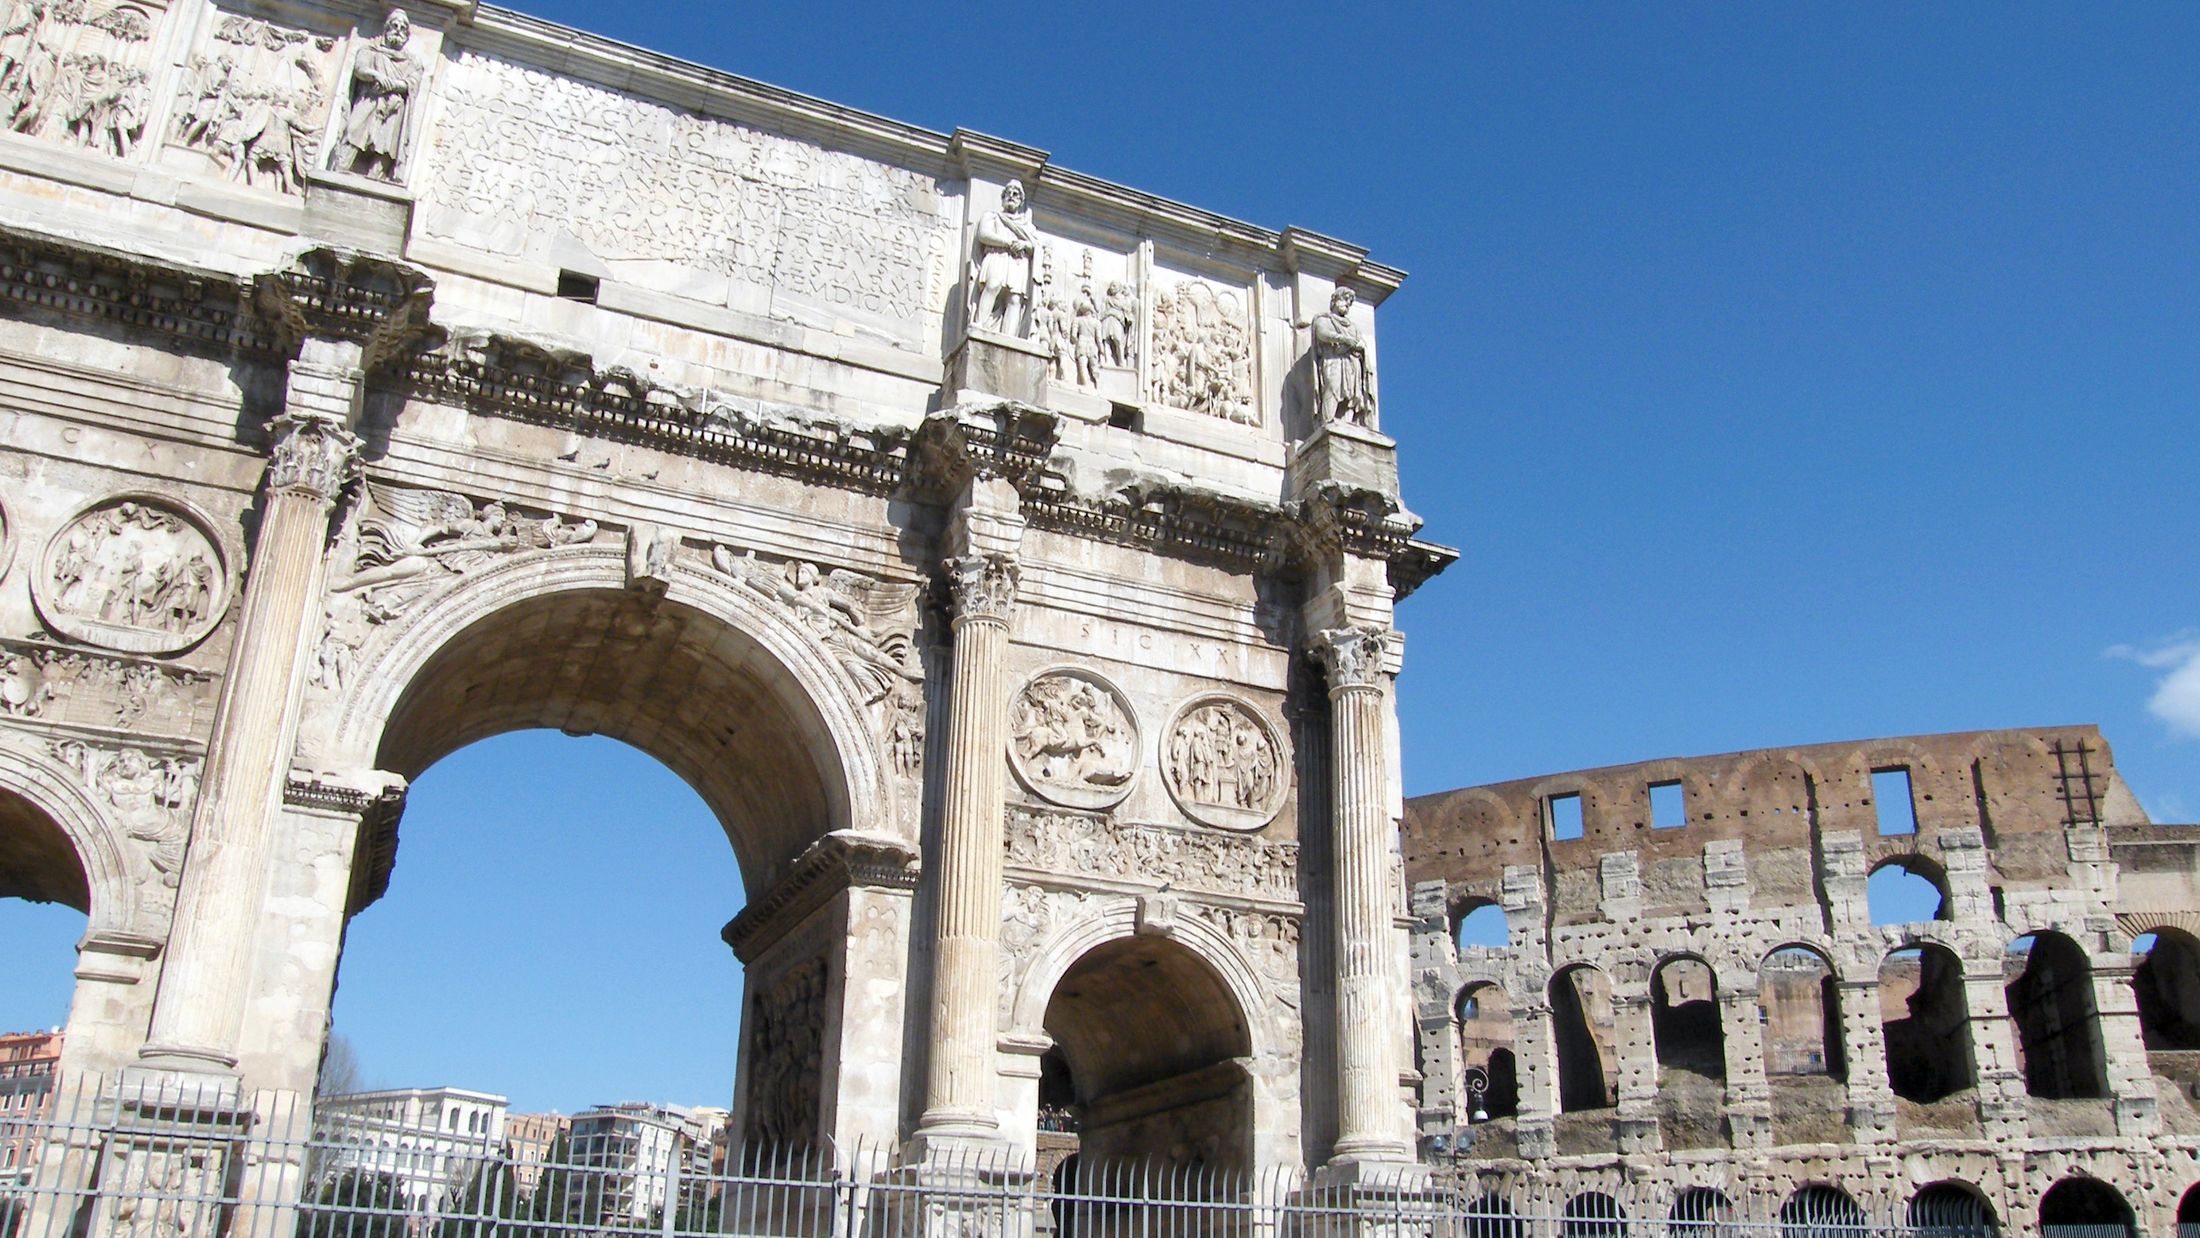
[3,3,2193,1112]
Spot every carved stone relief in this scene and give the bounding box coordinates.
[325,8,419,183]
[743,956,824,1146]
[1004,807,1299,900]
[999,881,1102,1024]
[1192,901,1303,1003]
[424,52,954,335]
[49,737,198,887]
[0,0,158,157]
[34,499,230,655]
[0,640,215,733]
[1149,278,1256,425]
[706,546,922,706]
[169,11,338,194]
[1163,695,1286,832]
[1007,668,1137,810]
[0,496,13,584]
[1034,247,1139,398]
[329,483,599,624]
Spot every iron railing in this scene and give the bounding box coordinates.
[0,1076,2053,1238]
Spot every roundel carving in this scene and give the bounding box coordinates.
[34,497,231,654]
[1007,667,1139,810]
[0,496,13,585]
[1164,695,1286,831]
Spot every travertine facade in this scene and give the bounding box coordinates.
[0,0,1449,1202]
[1406,727,2200,1234]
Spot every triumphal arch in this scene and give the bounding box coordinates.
[0,0,1452,1186]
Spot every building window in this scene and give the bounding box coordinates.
[1548,792,1584,841]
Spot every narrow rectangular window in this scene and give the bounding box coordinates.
[1548,792,1584,841]
[556,270,601,303]
[1650,780,1686,829]
[1873,767,1917,835]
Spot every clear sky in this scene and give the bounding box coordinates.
[3,2,2193,1113]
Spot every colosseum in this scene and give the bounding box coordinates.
[1406,725,2200,1234]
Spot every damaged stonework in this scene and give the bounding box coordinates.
[1406,725,2200,1231]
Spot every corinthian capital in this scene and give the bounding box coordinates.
[265,410,363,502]
[1309,625,1394,691]
[944,552,1019,625]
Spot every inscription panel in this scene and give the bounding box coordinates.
[421,52,955,344]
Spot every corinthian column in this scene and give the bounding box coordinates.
[139,343,365,1071]
[1312,624,1413,1164]
[915,550,1020,1147]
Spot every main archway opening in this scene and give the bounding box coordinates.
[329,585,863,1171]
[1040,935,1252,1172]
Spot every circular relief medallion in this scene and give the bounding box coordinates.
[34,497,231,654]
[1163,695,1287,832]
[0,497,13,585]
[1007,667,1139,810]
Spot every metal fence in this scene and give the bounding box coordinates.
[0,1077,2045,1238]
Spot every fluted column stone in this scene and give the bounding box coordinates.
[1312,624,1412,1164]
[915,550,1020,1146]
[140,343,365,1071]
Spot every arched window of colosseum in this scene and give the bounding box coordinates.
[1549,966,1617,1114]
[1908,1182,1999,1236]
[1779,1185,1868,1236]
[2036,1177,2135,1237]
[1760,947,1845,1081]
[2177,1182,2200,1231]
[1454,901,1510,950]
[0,788,92,1079]
[1879,945,1977,1103]
[2133,929,2200,1051]
[2004,932,2108,1100]
[1669,1186,1735,1234]
[1866,857,1948,926]
[1462,1194,1523,1238]
[1650,956,1726,1083]
[1455,984,1519,1120]
[1559,1191,1625,1238]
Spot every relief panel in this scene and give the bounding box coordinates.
[165,6,341,194]
[33,497,230,655]
[1147,267,1257,426]
[0,0,164,159]
[1007,667,1137,810]
[1163,694,1286,832]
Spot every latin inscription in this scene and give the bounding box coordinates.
[424,54,950,331]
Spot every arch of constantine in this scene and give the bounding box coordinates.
[0,1,2190,1234]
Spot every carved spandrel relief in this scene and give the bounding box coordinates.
[34,500,230,655]
[707,546,922,706]
[326,8,418,183]
[0,0,158,158]
[1005,807,1299,900]
[1000,882,1102,1024]
[1149,278,1256,425]
[0,640,215,734]
[424,53,954,337]
[1164,696,1286,832]
[49,737,198,886]
[330,483,599,624]
[169,11,338,195]
[1008,668,1137,810]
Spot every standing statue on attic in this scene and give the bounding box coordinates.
[966,178,1037,337]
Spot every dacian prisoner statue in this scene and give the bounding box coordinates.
[329,9,418,181]
[1309,286,1375,426]
[966,177,1037,336]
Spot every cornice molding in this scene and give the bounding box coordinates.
[720,830,920,964]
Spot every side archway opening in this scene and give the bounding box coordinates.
[1041,934,1253,1172]
[2036,1177,2134,1237]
